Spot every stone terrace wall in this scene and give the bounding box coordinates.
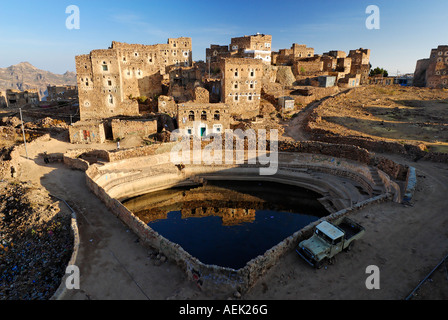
[107,142,177,162]
[61,143,178,172]
[278,140,409,181]
[304,90,448,164]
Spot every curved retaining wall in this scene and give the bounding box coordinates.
[84,146,402,294]
[87,168,391,294]
[50,197,80,300]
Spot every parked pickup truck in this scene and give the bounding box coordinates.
[296,217,365,269]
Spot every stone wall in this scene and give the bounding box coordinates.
[293,57,324,76]
[107,142,177,162]
[413,59,430,87]
[111,119,157,141]
[68,121,106,144]
[193,87,210,103]
[158,95,177,116]
[278,140,409,181]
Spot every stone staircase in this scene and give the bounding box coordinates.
[368,166,385,196]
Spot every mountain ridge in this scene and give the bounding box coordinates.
[0,62,77,98]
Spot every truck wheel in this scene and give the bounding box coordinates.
[346,241,355,252]
[316,259,325,269]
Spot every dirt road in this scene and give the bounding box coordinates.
[284,89,352,142]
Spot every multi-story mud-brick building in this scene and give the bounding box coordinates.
[220,57,263,119]
[205,44,232,74]
[272,43,315,66]
[230,34,272,64]
[417,45,448,88]
[47,85,78,102]
[5,89,40,107]
[75,37,193,121]
[176,102,230,137]
[293,56,324,76]
[0,91,6,107]
[348,48,371,84]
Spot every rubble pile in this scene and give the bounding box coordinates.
[0,181,73,300]
[26,117,69,131]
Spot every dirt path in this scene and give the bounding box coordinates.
[284,89,352,141]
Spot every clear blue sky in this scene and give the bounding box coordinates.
[0,0,447,75]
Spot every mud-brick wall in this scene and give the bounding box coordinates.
[107,142,177,162]
[111,119,157,141]
[278,141,409,181]
[69,121,106,144]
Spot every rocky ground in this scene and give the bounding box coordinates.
[307,86,448,152]
[0,180,73,300]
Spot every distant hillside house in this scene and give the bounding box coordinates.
[47,85,78,102]
[0,91,6,107]
[5,89,40,108]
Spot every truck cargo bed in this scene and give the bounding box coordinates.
[337,219,364,240]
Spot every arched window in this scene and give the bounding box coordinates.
[201,111,207,121]
[189,111,195,121]
[214,110,220,121]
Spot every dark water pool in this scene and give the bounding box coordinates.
[123,180,328,269]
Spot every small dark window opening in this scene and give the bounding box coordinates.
[189,111,195,121]
[214,111,220,121]
[201,111,207,121]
